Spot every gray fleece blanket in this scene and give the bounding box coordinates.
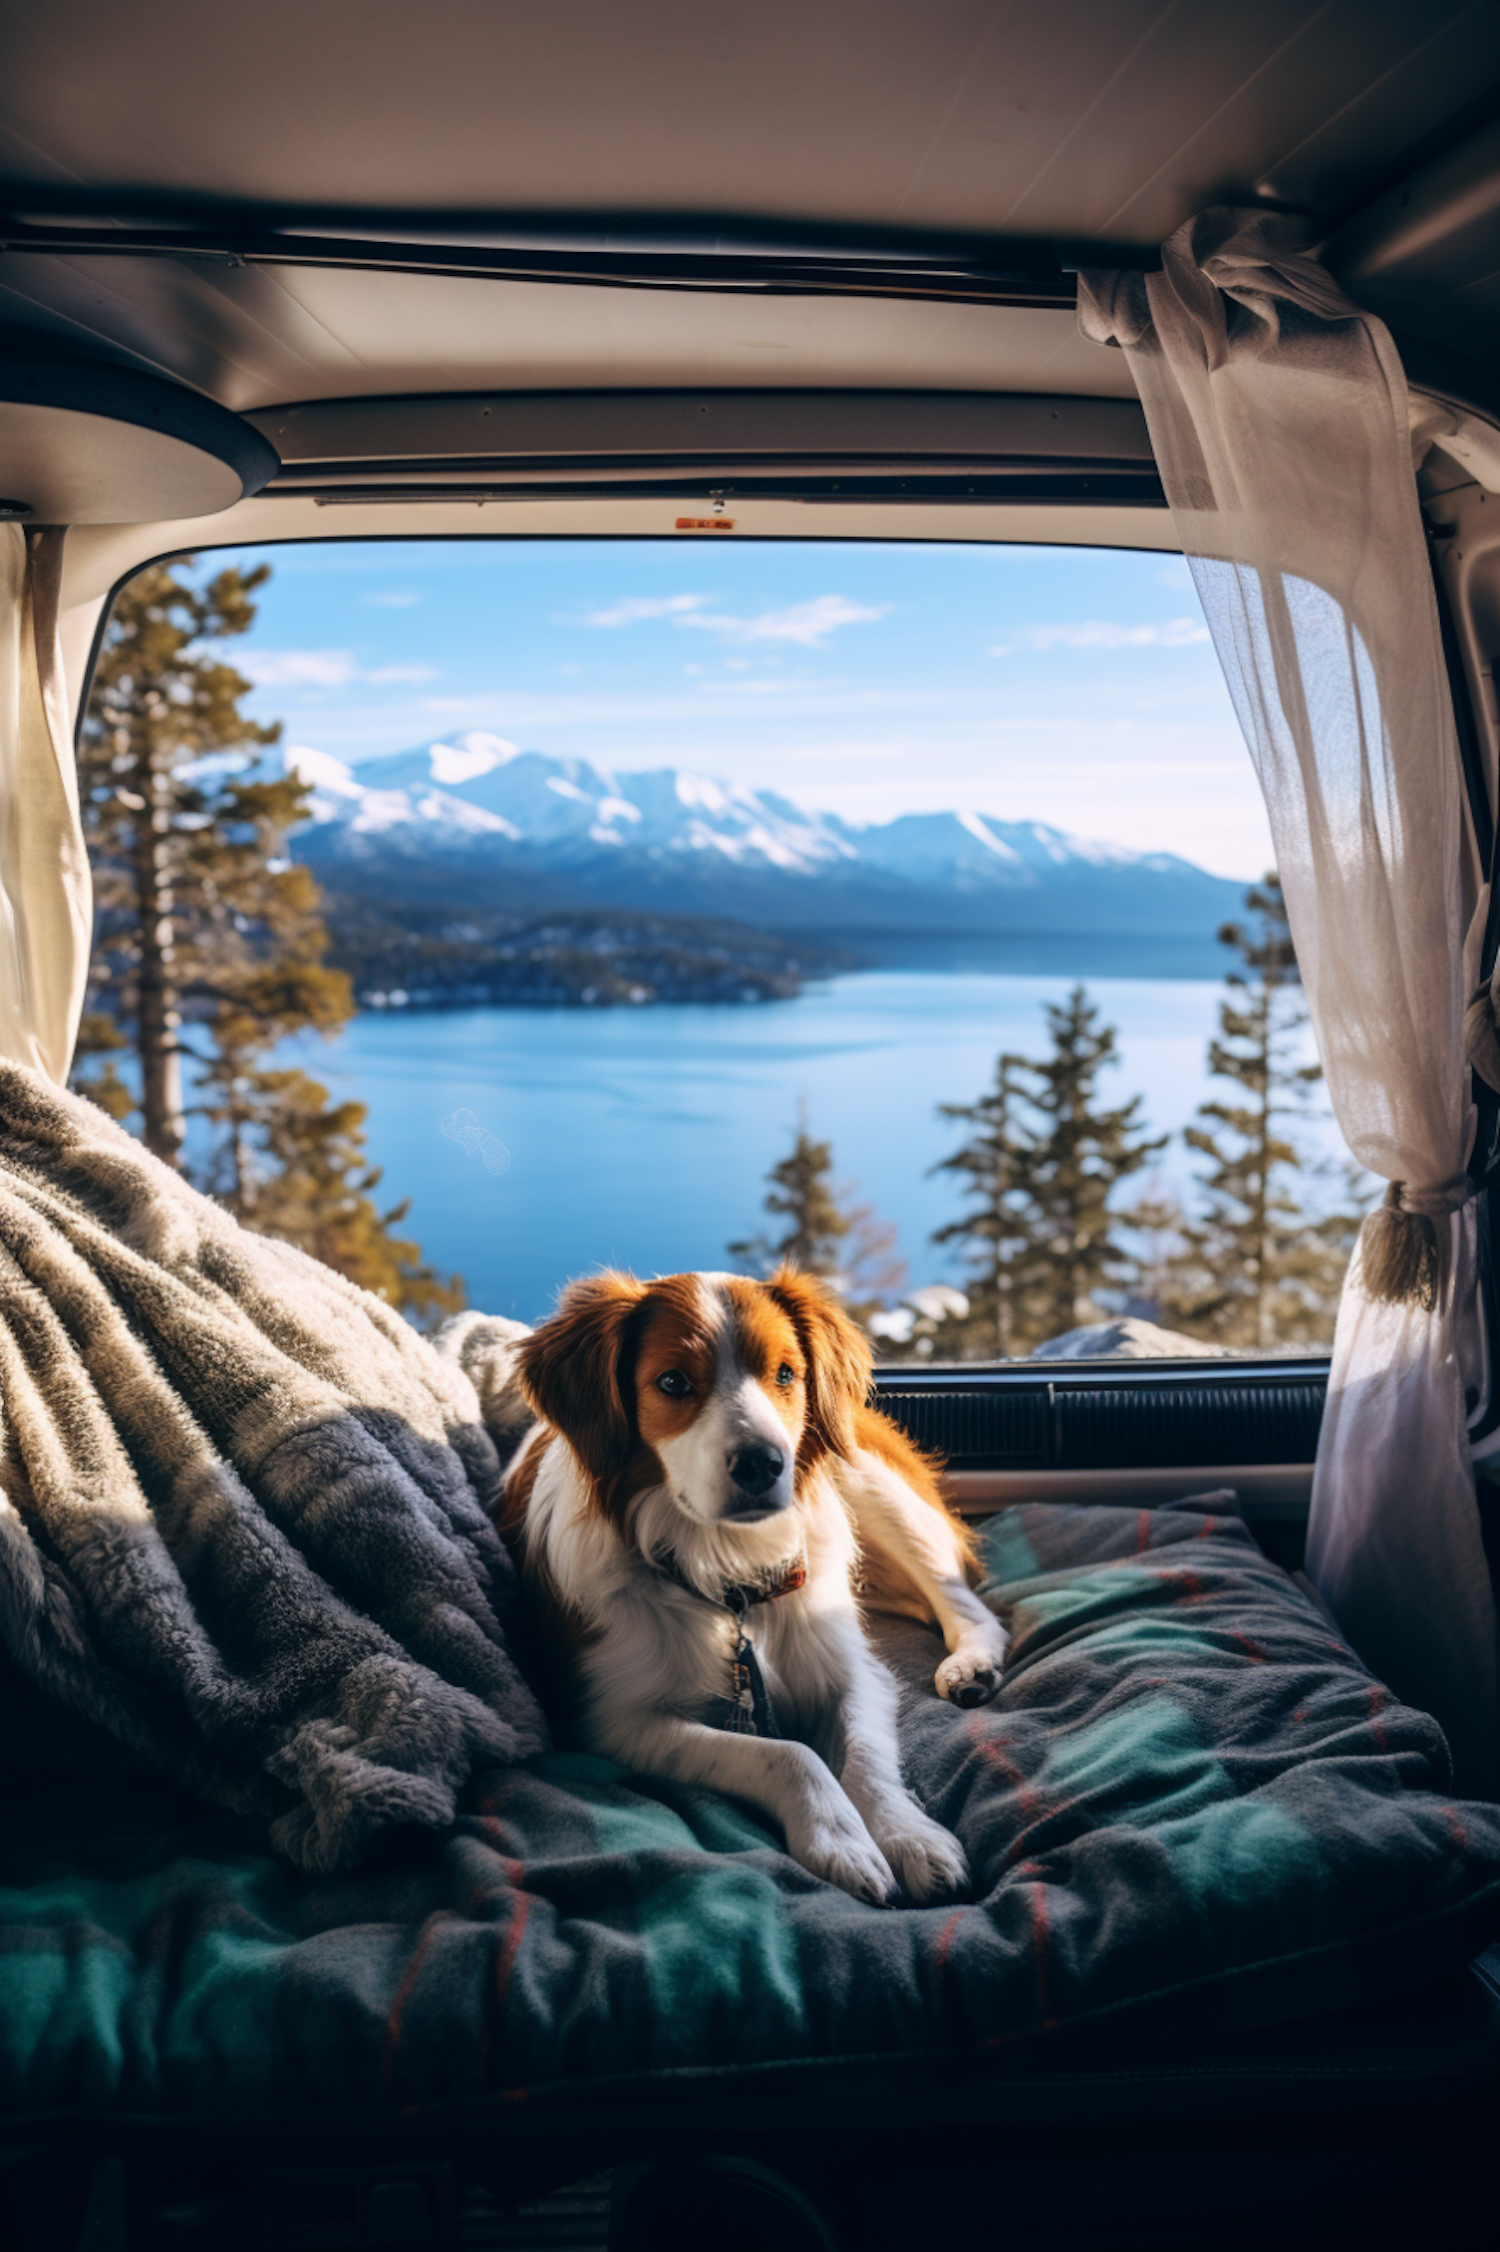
[0,1062,546,1873]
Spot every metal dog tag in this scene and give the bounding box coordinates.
[714,1588,780,1738]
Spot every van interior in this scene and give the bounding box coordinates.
[3,7,1500,2247]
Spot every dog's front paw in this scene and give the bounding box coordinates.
[786,1789,898,1906]
[936,1629,1007,1710]
[868,1807,971,1904]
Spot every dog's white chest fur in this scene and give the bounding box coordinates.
[526,1437,854,1735]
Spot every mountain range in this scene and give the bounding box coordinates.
[288,732,1246,936]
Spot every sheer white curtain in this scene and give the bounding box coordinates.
[1080,209,1500,1792]
[0,523,90,1087]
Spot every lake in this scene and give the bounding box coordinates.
[283,965,1341,1323]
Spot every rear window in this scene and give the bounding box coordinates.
[78,537,1360,1360]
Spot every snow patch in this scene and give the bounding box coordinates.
[1052,829,1139,868]
[350,788,422,833]
[958,810,1022,862]
[414,790,519,838]
[675,772,729,812]
[429,732,522,785]
[287,745,361,800]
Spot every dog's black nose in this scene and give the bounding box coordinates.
[730,1443,785,1499]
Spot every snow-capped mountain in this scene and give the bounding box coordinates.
[288,732,1245,935]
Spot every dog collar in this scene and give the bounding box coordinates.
[654,1550,807,1614]
[652,1549,807,1739]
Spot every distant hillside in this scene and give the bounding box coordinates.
[290,732,1247,937]
[321,895,855,1011]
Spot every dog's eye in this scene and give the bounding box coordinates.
[775,1363,797,1387]
[655,1369,693,1398]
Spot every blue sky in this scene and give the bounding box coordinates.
[216,537,1272,878]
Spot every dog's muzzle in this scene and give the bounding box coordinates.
[724,1442,788,1518]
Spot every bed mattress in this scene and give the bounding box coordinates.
[1,1495,1497,2130]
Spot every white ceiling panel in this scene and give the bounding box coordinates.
[4,1,1496,236]
[3,1,1500,415]
[254,269,1134,411]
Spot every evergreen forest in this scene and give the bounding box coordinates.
[731,879,1365,1359]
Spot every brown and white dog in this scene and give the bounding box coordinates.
[500,1266,1007,1904]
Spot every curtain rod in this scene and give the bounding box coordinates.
[0,219,1163,308]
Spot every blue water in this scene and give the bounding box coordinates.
[276,969,1337,1323]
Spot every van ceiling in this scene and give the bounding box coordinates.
[3,0,1497,239]
[3,1,1500,418]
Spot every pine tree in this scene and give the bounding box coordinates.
[929,1053,1037,1357]
[931,987,1165,1356]
[75,559,462,1324]
[77,559,285,1161]
[1115,1176,1194,1323]
[729,1107,906,1319]
[220,1067,463,1326]
[1161,874,1359,1348]
[730,1108,850,1275]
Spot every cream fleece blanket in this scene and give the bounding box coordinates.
[0,1062,545,1872]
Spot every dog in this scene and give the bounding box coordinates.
[499,1265,1007,1904]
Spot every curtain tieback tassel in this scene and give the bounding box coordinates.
[1360,1175,1472,1309]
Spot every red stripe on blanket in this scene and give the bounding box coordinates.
[1007,1797,1083,1869]
[1030,1879,1055,2030]
[382,1914,443,2095]
[1158,1566,1206,1603]
[492,1878,532,2097]
[967,1713,1038,1812]
[935,1905,965,1975]
[979,1865,1056,2050]
[1368,1684,1390,1753]
[475,1855,529,2087]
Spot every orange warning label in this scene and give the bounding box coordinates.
[675,517,736,531]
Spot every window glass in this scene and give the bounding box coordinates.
[78,539,1360,1359]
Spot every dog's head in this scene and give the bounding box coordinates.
[517,1266,871,1535]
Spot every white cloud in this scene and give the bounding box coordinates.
[680,594,889,648]
[581,594,710,627]
[992,617,1211,656]
[238,648,358,688]
[578,591,888,648]
[365,591,420,608]
[234,649,437,690]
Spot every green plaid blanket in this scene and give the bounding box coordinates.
[2,1496,1497,2123]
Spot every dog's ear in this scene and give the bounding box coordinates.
[518,1272,648,1485]
[767,1265,872,1465]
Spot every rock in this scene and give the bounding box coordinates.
[1030,1317,1229,1360]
